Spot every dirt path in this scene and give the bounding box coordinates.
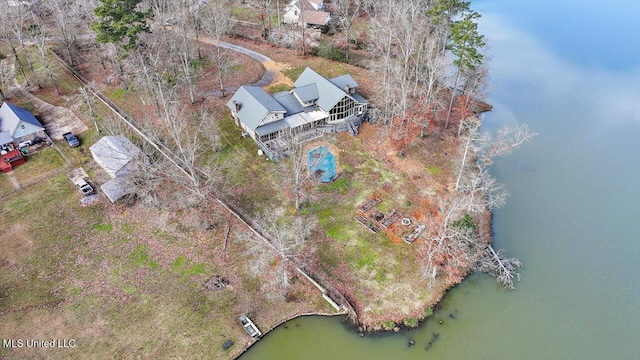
[6,171,21,190]
[183,32,294,91]
[10,88,88,141]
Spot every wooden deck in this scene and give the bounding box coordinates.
[1,149,25,173]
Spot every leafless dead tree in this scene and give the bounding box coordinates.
[474,246,522,289]
[243,212,317,299]
[201,1,233,97]
[0,56,14,101]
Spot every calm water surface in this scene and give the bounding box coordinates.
[241,1,640,359]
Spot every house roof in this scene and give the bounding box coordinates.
[273,91,306,115]
[292,83,319,103]
[329,74,359,91]
[255,112,315,137]
[0,102,44,138]
[301,9,330,25]
[226,86,286,131]
[294,68,352,111]
[90,135,141,178]
[351,93,368,104]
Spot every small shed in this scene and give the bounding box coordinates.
[0,102,45,143]
[101,177,135,203]
[90,135,141,178]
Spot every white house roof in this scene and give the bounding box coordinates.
[90,135,141,178]
[0,102,44,139]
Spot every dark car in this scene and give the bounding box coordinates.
[62,132,80,147]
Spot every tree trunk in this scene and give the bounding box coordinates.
[455,126,472,190]
[444,70,461,129]
[9,44,29,86]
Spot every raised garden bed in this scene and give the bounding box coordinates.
[402,224,426,244]
[381,209,401,228]
[356,197,381,214]
[355,215,380,233]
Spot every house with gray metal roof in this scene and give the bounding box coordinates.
[226,67,368,160]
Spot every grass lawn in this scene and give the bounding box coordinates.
[12,147,66,182]
[0,173,15,198]
[0,171,327,359]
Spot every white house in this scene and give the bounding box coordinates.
[283,0,330,27]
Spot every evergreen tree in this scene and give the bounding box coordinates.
[91,0,153,51]
[445,11,485,129]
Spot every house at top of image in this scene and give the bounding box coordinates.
[283,0,331,28]
[226,67,368,160]
[0,101,46,172]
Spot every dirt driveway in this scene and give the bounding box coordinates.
[11,88,88,140]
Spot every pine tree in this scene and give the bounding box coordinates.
[91,0,153,51]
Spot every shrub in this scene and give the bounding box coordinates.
[426,166,441,176]
[314,41,347,62]
[424,306,434,317]
[452,213,478,232]
[382,320,395,331]
[403,318,419,328]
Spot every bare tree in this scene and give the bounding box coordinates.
[0,3,37,86]
[201,1,233,97]
[32,31,61,95]
[78,86,100,132]
[40,0,85,66]
[480,124,537,167]
[260,0,274,38]
[0,55,15,101]
[151,103,222,198]
[334,0,363,61]
[240,212,317,298]
[454,117,486,189]
[474,246,522,289]
[278,135,325,213]
[457,166,508,213]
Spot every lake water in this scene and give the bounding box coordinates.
[240,1,640,359]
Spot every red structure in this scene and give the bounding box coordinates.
[1,149,25,173]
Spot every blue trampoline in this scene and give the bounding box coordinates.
[308,146,337,183]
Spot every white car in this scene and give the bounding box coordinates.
[74,178,94,196]
[18,140,32,148]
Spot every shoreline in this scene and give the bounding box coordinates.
[233,312,347,360]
